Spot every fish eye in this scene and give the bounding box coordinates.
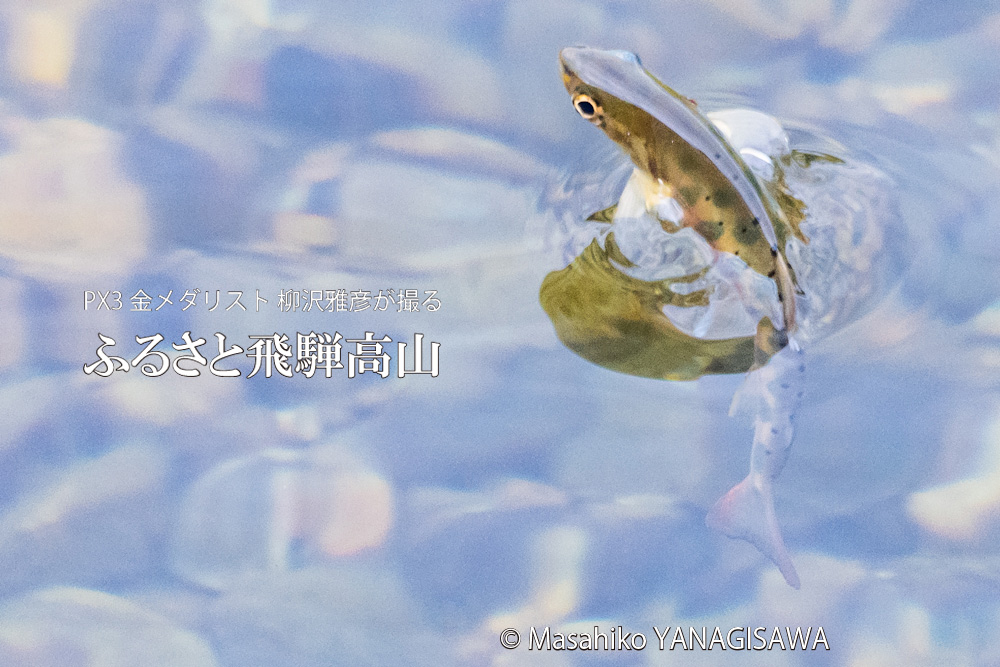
[573,94,600,120]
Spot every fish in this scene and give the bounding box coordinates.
[554,46,804,587]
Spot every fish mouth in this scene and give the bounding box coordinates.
[559,46,648,99]
[558,48,580,89]
[558,46,588,76]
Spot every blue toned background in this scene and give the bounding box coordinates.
[0,0,998,665]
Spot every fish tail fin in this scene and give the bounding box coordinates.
[706,475,800,589]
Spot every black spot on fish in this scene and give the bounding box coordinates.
[771,248,778,257]
[695,219,724,242]
[714,153,721,159]
[734,219,759,245]
[678,186,700,206]
[678,150,700,173]
[705,195,711,201]
[752,218,759,226]
[712,188,736,208]
[767,270,776,278]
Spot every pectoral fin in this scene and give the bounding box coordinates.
[586,204,618,223]
[706,475,800,589]
[788,149,844,168]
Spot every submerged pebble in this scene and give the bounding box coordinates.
[0,444,167,595]
[907,399,1000,541]
[0,586,218,667]
[0,116,149,279]
[171,443,393,590]
[208,567,449,667]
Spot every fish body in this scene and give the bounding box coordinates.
[552,46,806,586]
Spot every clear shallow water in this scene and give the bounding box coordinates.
[0,1,999,665]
